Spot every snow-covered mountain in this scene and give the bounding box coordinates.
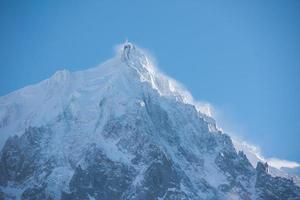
[0,42,299,200]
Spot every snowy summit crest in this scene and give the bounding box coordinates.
[117,41,154,71]
[113,41,213,117]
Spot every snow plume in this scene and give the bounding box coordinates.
[114,41,213,117]
[267,158,300,169]
[232,138,300,170]
[194,101,213,117]
[212,107,300,171]
[161,75,214,117]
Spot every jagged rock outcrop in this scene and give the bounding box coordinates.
[255,162,300,200]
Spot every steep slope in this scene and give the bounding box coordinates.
[0,43,299,200]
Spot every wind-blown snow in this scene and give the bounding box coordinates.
[232,138,300,169]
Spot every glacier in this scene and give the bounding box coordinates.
[0,42,299,200]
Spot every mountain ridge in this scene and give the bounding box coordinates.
[0,43,299,200]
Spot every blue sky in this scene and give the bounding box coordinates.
[0,1,299,163]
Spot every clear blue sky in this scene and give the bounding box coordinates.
[0,1,299,163]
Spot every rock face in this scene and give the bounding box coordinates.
[255,162,300,200]
[0,43,299,199]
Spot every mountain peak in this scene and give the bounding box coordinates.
[1,43,300,199]
[119,41,152,70]
[121,40,135,61]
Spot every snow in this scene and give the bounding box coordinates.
[46,167,74,198]
[0,183,25,200]
[96,136,134,164]
[88,194,96,200]
[1,42,299,199]
[203,154,228,188]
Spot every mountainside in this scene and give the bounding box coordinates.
[0,43,299,200]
